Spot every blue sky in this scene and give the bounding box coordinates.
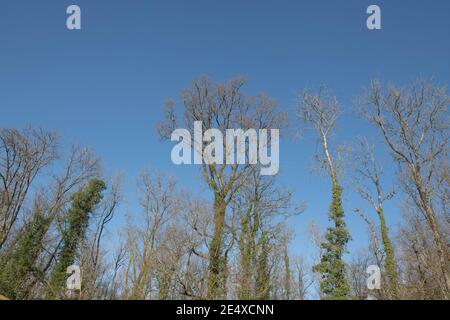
[1,0,449,262]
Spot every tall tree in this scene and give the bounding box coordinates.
[47,179,106,298]
[351,138,399,298]
[359,80,449,298]
[158,77,286,298]
[297,87,351,299]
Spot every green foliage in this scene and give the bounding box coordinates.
[255,234,270,300]
[47,179,106,298]
[207,195,228,299]
[377,207,399,296]
[284,245,291,299]
[313,175,351,299]
[237,205,252,300]
[0,209,52,299]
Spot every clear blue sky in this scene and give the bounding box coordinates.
[1,0,449,262]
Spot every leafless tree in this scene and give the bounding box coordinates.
[123,170,182,299]
[297,87,344,178]
[229,170,301,299]
[358,79,450,297]
[397,202,448,299]
[158,77,287,298]
[353,208,384,268]
[351,138,399,298]
[293,257,314,300]
[0,127,58,249]
[176,198,212,299]
[347,251,372,300]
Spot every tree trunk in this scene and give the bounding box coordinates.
[208,194,227,299]
[377,207,399,298]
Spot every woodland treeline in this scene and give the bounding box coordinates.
[0,78,448,300]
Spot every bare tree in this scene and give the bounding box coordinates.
[158,77,286,298]
[351,138,399,298]
[230,171,300,299]
[0,127,58,249]
[123,170,181,299]
[353,208,384,270]
[293,257,314,300]
[347,251,372,300]
[359,80,450,297]
[397,202,448,299]
[176,198,212,299]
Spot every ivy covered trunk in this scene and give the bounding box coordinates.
[47,179,106,298]
[377,207,399,297]
[313,175,351,299]
[0,210,52,299]
[207,194,227,299]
